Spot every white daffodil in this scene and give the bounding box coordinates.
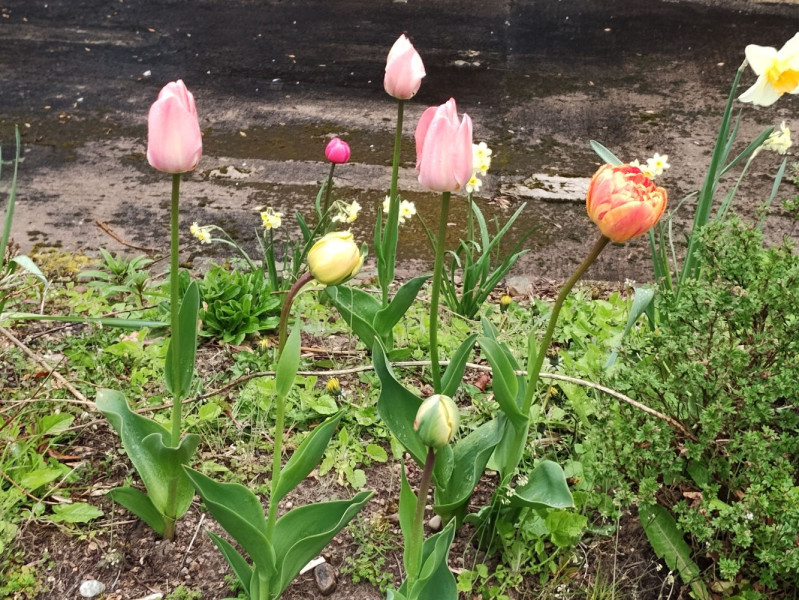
[739,33,799,107]
[332,200,362,224]
[465,174,482,194]
[761,121,792,155]
[645,153,670,178]
[398,199,417,224]
[260,208,283,230]
[189,222,213,244]
[472,141,493,176]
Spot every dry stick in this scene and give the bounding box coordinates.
[0,325,91,407]
[179,513,205,574]
[95,219,160,253]
[135,359,695,440]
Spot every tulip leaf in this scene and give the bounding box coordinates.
[107,486,165,535]
[589,140,623,166]
[273,491,372,595]
[325,285,381,349]
[441,333,477,398]
[433,445,454,493]
[373,341,426,465]
[510,460,574,509]
[164,280,200,398]
[605,286,656,368]
[399,466,418,578]
[491,417,529,483]
[274,413,342,504]
[207,531,253,593]
[406,520,457,600]
[373,274,430,334]
[141,432,200,518]
[275,321,301,400]
[477,336,526,426]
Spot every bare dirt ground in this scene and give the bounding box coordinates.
[1,0,798,284]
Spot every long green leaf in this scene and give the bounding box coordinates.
[589,140,623,165]
[476,337,525,425]
[640,504,711,600]
[440,333,477,398]
[399,466,418,579]
[325,285,381,349]
[408,521,457,600]
[207,531,253,593]
[275,321,301,400]
[107,486,166,535]
[165,280,200,397]
[3,312,166,329]
[510,460,574,509]
[373,274,429,334]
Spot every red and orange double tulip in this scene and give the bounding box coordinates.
[414,98,473,193]
[586,164,668,242]
[147,80,202,174]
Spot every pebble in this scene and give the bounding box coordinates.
[79,580,106,598]
[428,515,443,532]
[314,562,337,596]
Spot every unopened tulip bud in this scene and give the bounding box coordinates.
[326,377,342,397]
[325,137,351,164]
[147,80,203,174]
[586,164,668,243]
[384,34,426,100]
[414,394,460,448]
[307,231,364,286]
[415,98,473,192]
[500,295,512,313]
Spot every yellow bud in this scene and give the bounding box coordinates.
[500,294,512,313]
[326,377,342,396]
[307,231,364,286]
[413,394,460,448]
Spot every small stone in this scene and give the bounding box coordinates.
[428,515,443,532]
[314,562,337,596]
[79,580,106,598]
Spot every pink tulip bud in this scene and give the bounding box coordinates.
[414,98,473,192]
[325,137,351,164]
[384,34,426,100]
[586,164,668,242]
[147,80,202,174]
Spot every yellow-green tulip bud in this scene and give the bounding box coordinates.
[326,377,342,396]
[307,231,364,286]
[500,294,512,313]
[414,394,460,448]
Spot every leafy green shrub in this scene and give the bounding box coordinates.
[596,218,799,594]
[198,265,281,345]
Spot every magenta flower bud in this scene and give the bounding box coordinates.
[325,137,351,164]
[384,34,426,100]
[146,80,203,174]
[414,98,473,192]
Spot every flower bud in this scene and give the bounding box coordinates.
[147,80,203,174]
[307,231,364,286]
[325,137,351,164]
[414,394,460,448]
[586,164,668,243]
[326,377,342,396]
[414,98,473,192]
[500,294,512,313]
[384,34,426,100]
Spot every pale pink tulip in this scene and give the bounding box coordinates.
[325,137,351,164]
[414,98,473,192]
[586,164,668,242]
[147,80,202,174]
[384,34,426,100]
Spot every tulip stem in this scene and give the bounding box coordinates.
[429,192,450,394]
[522,235,610,416]
[321,162,336,229]
[381,99,405,307]
[277,271,314,354]
[169,173,183,447]
[406,447,436,591]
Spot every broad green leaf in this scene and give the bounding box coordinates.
[373,341,425,465]
[589,140,623,165]
[19,467,65,490]
[477,337,525,425]
[274,413,342,503]
[510,460,574,509]
[198,402,222,422]
[141,432,200,518]
[386,589,409,600]
[365,444,388,462]
[399,466,418,578]
[273,491,372,595]
[640,504,711,600]
[107,486,165,535]
[489,416,527,481]
[325,285,381,349]
[275,322,301,400]
[408,520,457,600]
[184,467,276,572]
[165,280,200,397]
[36,413,74,436]
[373,275,430,334]
[433,445,454,494]
[207,531,253,593]
[545,510,588,547]
[441,334,477,398]
[47,502,103,524]
[307,394,338,415]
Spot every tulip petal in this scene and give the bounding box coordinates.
[147,93,203,173]
[414,106,438,166]
[453,113,474,189]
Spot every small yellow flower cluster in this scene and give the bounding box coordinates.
[466,142,493,194]
[629,153,670,179]
[189,222,213,244]
[332,200,362,224]
[260,207,283,230]
[761,121,792,155]
[382,196,417,225]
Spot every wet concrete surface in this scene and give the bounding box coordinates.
[1,0,799,282]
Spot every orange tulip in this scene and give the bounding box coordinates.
[586,164,667,242]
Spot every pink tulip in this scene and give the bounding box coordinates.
[586,164,668,242]
[414,98,473,192]
[384,34,426,100]
[147,80,202,174]
[325,137,351,164]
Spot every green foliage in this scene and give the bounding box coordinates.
[198,265,281,345]
[164,586,203,600]
[341,515,401,591]
[597,218,799,593]
[79,248,155,305]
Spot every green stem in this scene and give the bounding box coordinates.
[381,99,405,307]
[321,162,336,228]
[267,270,313,538]
[169,173,183,447]
[0,127,20,267]
[522,235,610,416]
[406,447,436,591]
[266,228,279,291]
[429,192,450,393]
